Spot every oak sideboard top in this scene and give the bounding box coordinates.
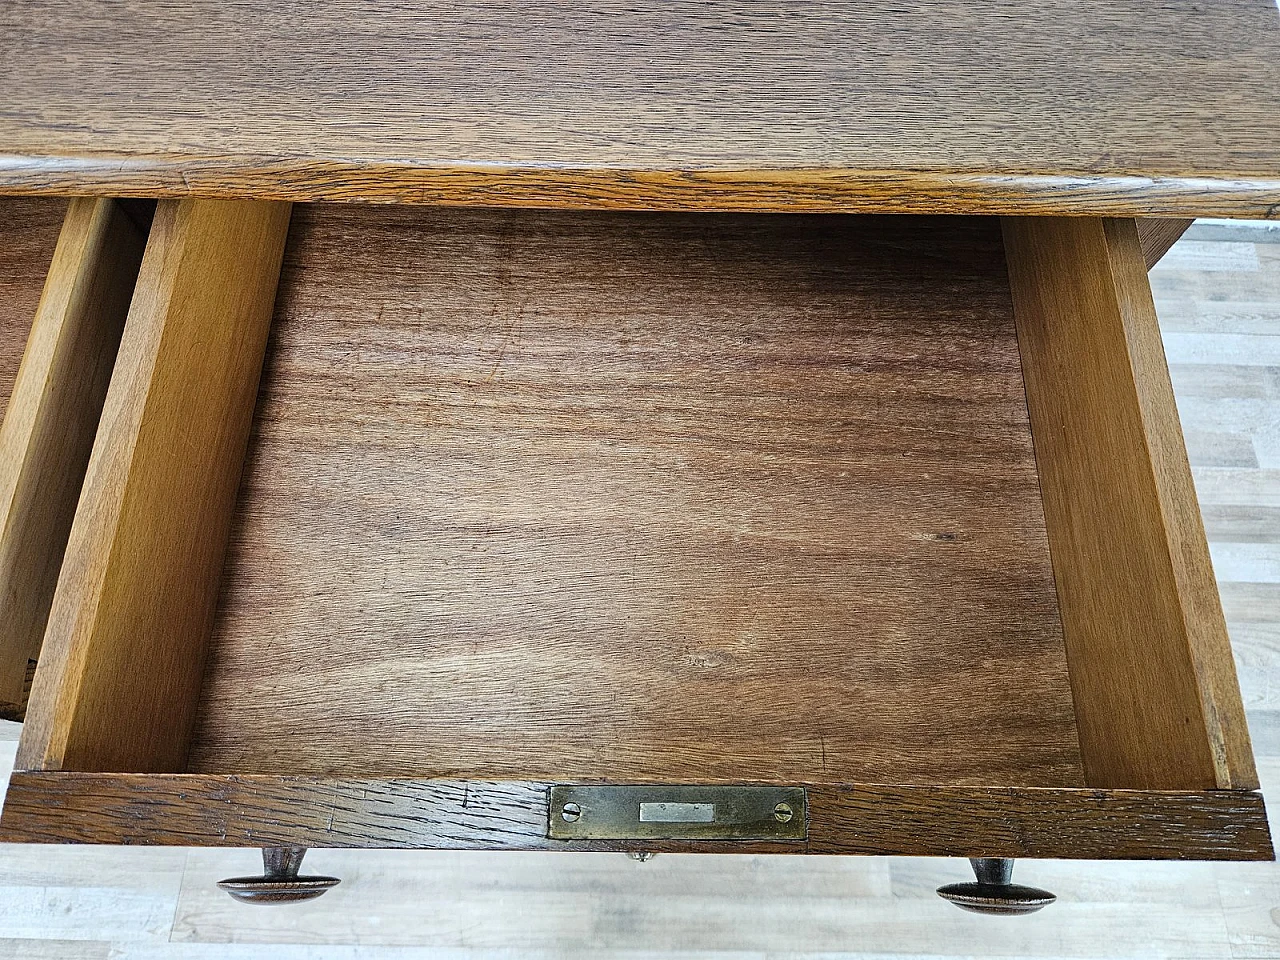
[1,0,1278,216]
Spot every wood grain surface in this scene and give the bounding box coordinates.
[1004,217,1256,790]
[16,199,292,773]
[0,199,64,420]
[0,199,147,716]
[186,205,1083,787]
[0,214,1277,960]
[1,2,1279,216]
[0,198,68,718]
[0,774,1269,860]
[1138,219,1195,270]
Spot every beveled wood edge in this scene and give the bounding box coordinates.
[1,154,1279,218]
[0,775,1270,861]
[1137,219,1195,270]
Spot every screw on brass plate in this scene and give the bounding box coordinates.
[773,802,794,823]
[561,802,582,822]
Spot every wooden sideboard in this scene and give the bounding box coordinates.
[0,0,1277,915]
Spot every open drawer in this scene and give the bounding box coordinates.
[0,201,1268,877]
[0,197,148,720]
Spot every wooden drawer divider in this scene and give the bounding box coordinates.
[0,198,150,718]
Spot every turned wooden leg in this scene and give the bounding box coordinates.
[218,846,340,905]
[936,858,1055,915]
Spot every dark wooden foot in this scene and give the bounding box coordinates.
[936,858,1055,915]
[218,846,340,905]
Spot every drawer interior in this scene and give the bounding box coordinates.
[182,207,1082,786]
[6,200,1263,859]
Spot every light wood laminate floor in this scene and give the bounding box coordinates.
[0,218,1277,959]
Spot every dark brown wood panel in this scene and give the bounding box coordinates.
[1,775,1269,860]
[811,784,1271,860]
[186,206,1082,787]
[1,2,1279,216]
[0,198,66,418]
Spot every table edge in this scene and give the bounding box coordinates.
[1,153,1279,218]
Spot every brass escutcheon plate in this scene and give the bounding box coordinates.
[548,784,807,841]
